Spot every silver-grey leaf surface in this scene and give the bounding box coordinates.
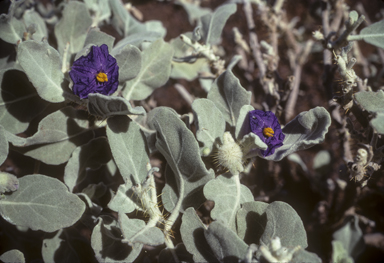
[11,107,94,165]
[207,70,251,126]
[203,174,254,231]
[180,207,217,263]
[0,14,25,44]
[147,107,215,212]
[91,216,142,263]
[111,44,142,83]
[264,107,331,161]
[0,249,25,263]
[0,174,86,232]
[88,93,146,118]
[192,98,225,155]
[83,27,115,51]
[204,221,248,262]
[54,1,92,55]
[261,201,308,249]
[199,4,237,45]
[0,125,8,165]
[17,40,65,103]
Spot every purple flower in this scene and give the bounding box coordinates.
[69,44,119,99]
[249,110,285,157]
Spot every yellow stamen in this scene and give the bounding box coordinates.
[263,127,274,137]
[96,72,108,82]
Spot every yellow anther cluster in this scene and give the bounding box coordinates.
[96,72,108,82]
[263,127,274,137]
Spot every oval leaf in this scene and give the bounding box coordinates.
[0,174,86,232]
[17,40,65,103]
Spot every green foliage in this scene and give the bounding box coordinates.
[0,12,25,44]
[0,174,85,232]
[0,125,8,165]
[0,249,25,263]
[17,40,65,103]
[349,19,384,49]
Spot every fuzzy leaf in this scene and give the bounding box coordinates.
[54,1,92,55]
[0,250,25,263]
[352,20,384,49]
[171,58,211,81]
[0,125,8,165]
[88,93,146,118]
[263,107,331,161]
[333,215,365,259]
[332,240,354,263]
[204,174,254,231]
[91,216,142,263]
[0,14,25,44]
[292,249,322,263]
[180,207,218,263]
[236,201,269,244]
[11,107,94,165]
[192,98,225,155]
[235,105,254,140]
[175,1,211,24]
[119,213,164,246]
[122,39,174,100]
[111,44,142,83]
[64,137,112,192]
[84,27,115,51]
[113,31,163,49]
[23,9,47,41]
[147,107,215,212]
[107,115,149,184]
[371,112,384,134]
[0,174,85,232]
[204,221,248,262]
[17,40,65,103]
[207,70,251,126]
[261,201,308,249]
[108,180,138,214]
[354,90,384,113]
[199,4,236,45]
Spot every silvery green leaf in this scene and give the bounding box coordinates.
[348,20,384,49]
[332,240,354,263]
[84,27,115,51]
[207,70,251,126]
[88,93,145,119]
[0,250,25,263]
[119,213,164,246]
[42,229,82,263]
[123,39,174,100]
[54,1,92,55]
[241,133,268,157]
[371,112,384,134]
[333,215,365,259]
[349,10,359,24]
[313,150,331,171]
[263,107,331,161]
[11,107,94,165]
[261,201,308,249]
[91,216,142,263]
[108,180,137,213]
[180,207,217,262]
[192,98,225,156]
[0,174,86,232]
[236,201,269,244]
[0,125,8,165]
[227,55,242,71]
[199,78,213,93]
[0,14,24,44]
[204,221,248,262]
[170,32,194,58]
[23,9,47,41]
[64,137,112,192]
[292,249,322,263]
[204,174,254,231]
[147,107,215,212]
[107,115,149,183]
[17,40,65,103]
[235,105,254,139]
[175,1,211,24]
[113,31,163,49]
[84,0,111,23]
[199,4,236,45]
[354,90,384,113]
[111,44,142,83]
[171,58,210,81]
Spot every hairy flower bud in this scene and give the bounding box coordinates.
[0,172,19,194]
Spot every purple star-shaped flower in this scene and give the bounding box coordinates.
[249,110,285,157]
[69,44,119,99]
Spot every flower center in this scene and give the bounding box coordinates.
[96,72,108,82]
[263,127,274,137]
